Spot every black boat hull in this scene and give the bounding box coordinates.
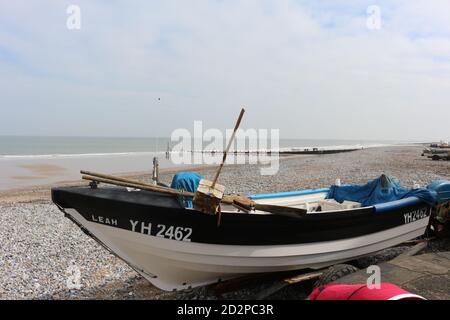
[52,187,432,291]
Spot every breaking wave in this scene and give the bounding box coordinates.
[0,151,166,160]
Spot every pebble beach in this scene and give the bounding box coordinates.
[1,145,449,300]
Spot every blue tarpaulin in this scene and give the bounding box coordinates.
[170,172,203,208]
[326,175,438,207]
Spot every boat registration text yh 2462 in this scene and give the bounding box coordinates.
[90,215,193,241]
[130,219,193,242]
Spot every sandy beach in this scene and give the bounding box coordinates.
[1,145,449,299]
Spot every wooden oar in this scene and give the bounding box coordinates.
[210,108,246,190]
[233,198,307,218]
[193,108,245,215]
[81,170,246,205]
[82,172,306,218]
[254,203,307,217]
[81,170,168,189]
[82,175,195,198]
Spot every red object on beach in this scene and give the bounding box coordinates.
[309,283,426,300]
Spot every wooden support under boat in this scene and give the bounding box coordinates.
[397,241,428,258]
[284,271,324,285]
[248,270,324,300]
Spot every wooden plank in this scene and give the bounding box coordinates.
[398,242,428,257]
[248,271,324,300]
[284,271,324,285]
[81,171,246,205]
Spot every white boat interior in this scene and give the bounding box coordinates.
[221,188,363,214]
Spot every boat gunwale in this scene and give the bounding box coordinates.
[51,186,428,219]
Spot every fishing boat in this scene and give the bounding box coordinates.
[51,174,450,291]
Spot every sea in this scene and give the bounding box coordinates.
[0,136,409,157]
[0,136,412,190]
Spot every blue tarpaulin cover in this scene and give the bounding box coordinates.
[326,175,437,207]
[170,172,203,208]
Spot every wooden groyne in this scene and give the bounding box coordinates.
[189,147,362,156]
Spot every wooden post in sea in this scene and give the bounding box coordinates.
[152,157,159,185]
[166,142,170,159]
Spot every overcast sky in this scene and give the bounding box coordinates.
[1,1,449,140]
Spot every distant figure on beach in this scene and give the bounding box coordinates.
[166,142,170,159]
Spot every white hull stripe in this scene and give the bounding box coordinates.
[65,209,430,291]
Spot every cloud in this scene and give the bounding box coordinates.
[0,0,449,140]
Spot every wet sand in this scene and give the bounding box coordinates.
[0,163,220,204]
[0,152,177,191]
[18,164,67,176]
